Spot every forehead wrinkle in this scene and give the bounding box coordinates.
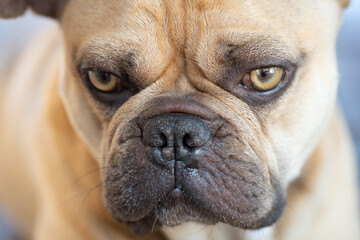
[127,1,167,55]
[221,38,297,63]
[75,38,130,69]
[213,28,299,60]
[162,0,185,52]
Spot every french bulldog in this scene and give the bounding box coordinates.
[0,0,359,239]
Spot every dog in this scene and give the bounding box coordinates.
[0,0,359,239]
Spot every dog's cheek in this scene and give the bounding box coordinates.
[103,138,174,222]
[178,125,285,229]
[265,61,339,185]
[59,69,106,162]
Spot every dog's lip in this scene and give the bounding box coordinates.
[136,98,218,129]
[163,188,184,202]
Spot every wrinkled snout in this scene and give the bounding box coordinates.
[105,101,284,233]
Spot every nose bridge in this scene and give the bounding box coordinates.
[154,0,202,96]
[154,70,198,98]
[173,74,198,94]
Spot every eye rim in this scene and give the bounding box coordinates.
[87,69,121,93]
[251,67,284,91]
[77,65,140,111]
[78,66,138,94]
[222,61,298,106]
[240,66,285,92]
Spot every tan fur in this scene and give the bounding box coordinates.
[0,0,359,239]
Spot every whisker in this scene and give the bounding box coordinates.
[60,180,106,206]
[66,166,109,191]
[80,181,104,208]
[151,206,160,232]
[97,206,108,226]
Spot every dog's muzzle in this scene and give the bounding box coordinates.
[104,100,286,235]
[143,114,211,167]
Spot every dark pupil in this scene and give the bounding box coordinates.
[95,70,111,83]
[101,72,110,83]
[258,68,273,82]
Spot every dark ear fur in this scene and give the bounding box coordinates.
[338,0,350,8]
[0,0,68,19]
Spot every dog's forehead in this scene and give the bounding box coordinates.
[62,0,338,43]
[62,0,341,83]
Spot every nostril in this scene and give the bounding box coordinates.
[149,133,166,147]
[179,121,211,149]
[159,133,167,147]
[183,132,210,148]
[143,118,174,148]
[183,133,194,148]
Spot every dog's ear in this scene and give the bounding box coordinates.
[338,0,350,8]
[0,0,68,19]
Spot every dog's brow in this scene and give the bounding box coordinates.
[75,44,135,74]
[218,38,300,66]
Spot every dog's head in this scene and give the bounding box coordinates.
[0,0,349,235]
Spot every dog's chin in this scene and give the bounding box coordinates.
[125,189,218,235]
[148,188,218,226]
[122,192,216,236]
[109,188,218,236]
[109,185,285,236]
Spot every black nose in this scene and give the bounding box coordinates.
[143,114,210,166]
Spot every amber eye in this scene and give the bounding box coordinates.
[88,70,120,92]
[249,67,284,91]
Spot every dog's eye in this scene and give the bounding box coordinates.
[88,70,121,92]
[241,67,284,92]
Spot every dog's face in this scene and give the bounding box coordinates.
[58,0,346,234]
[2,0,346,235]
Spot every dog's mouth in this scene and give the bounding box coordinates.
[103,101,286,236]
[124,186,218,235]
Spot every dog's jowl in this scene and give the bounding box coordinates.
[0,0,359,239]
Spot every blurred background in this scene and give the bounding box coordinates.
[0,1,359,239]
[337,0,360,185]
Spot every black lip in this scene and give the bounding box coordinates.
[161,188,185,205]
